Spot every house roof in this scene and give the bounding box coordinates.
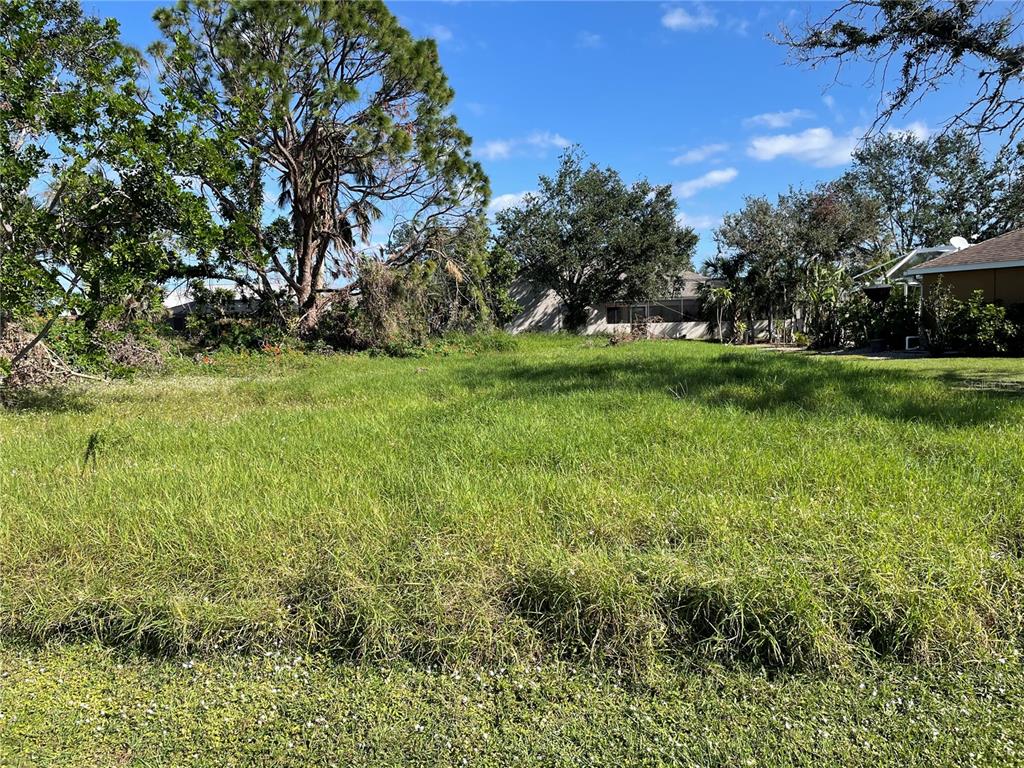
[658,270,714,299]
[163,280,289,309]
[906,229,1024,275]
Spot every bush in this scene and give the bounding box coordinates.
[836,289,919,350]
[923,284,1018,355]
[313,260,498,357]
[955,291,1018,355]
[46,315,166,378]
[179,283,290,352]
[1006,303,1024,355]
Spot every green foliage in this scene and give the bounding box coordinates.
[383,214,497,341]
[496,148,696,331]
[483,241,522,326]
[837,290,921,350]
[799,264,852,348]
[923,284,1019,355]
[713,182,883,345]
[179,282,290,352]
[699,284,733,342]
[152,0,489,333]
[0,0,205,388]
[841,131,1024,251]
[955,292,1019,355]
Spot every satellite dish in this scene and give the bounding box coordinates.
[950,236,970,250]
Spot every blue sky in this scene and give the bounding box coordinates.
[94,1,977,266]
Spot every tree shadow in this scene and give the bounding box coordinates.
[459,345,1023,427]
[936,369,1024,395]
[1,386,94,414]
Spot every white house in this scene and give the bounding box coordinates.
[506,271,718,339]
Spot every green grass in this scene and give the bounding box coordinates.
[2,644,1023,767]
[3,335,1024,763]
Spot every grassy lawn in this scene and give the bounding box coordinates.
[3,335,1024,764]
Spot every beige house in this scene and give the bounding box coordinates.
[905,228,1024,304]
[506,271,718,339]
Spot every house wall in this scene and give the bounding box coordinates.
[505,279,716,339]
[506,280,565,333]
[922,267,1024,304]
[995,267,1024,303]
[586,306,716,339]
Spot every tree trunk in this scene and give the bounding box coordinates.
[292,197,329,336]
[563,300,589,333]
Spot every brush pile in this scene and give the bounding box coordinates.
[0,325,74,393]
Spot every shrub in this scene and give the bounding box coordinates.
[46,314,166,378]
[314,259,499,357]
[923,283,1017,355]
[835,289,919,350]
[954,291,1017,355]
[179,283,291,352]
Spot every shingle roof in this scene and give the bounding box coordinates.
[907,228,1024,274]
[659,270,713,298]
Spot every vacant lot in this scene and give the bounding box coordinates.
[3,336,1024,764]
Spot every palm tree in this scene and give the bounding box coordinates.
[701,285,734,343]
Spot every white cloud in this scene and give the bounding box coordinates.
[577,30,603,48]
[676,211,721,230]
[673,167,738,198]
[889,120,931,141]
[477,131,570,161]
[670,143,728,165]
[661,4,716,31]
[478,139,513,160]
[747,127,859,167]
[487,191,533,215]
[427,24,453,42]
[744,109,814,129]
[822,93,844,122]
[725,16,750,35]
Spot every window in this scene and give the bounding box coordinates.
[681,299,701,320]
[609,299,699,324]
[649,300,684,322]
[606,305,628,324]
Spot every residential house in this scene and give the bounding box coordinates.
[905,228,1024,305]
[506,271,718,338]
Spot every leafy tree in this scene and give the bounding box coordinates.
[781,0,1024,147]
[712,196,798,342]
[495,149,697,331]
[152,0,488,334]
[482,241,521,327]
[787,184,883,346]
[927,133,1024,242]
[839,132,933,252]
[841,130,1024,250]
[0,0,200,383]
[713,184,882,346]
[386,213,492,335]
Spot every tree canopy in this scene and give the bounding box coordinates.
[0,0,201,376]
[495,149,697,331]
[152,0,489,333]
[711,183,883,344]
[840,130,1024,250]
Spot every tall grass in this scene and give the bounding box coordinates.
[2,335,1024,671]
